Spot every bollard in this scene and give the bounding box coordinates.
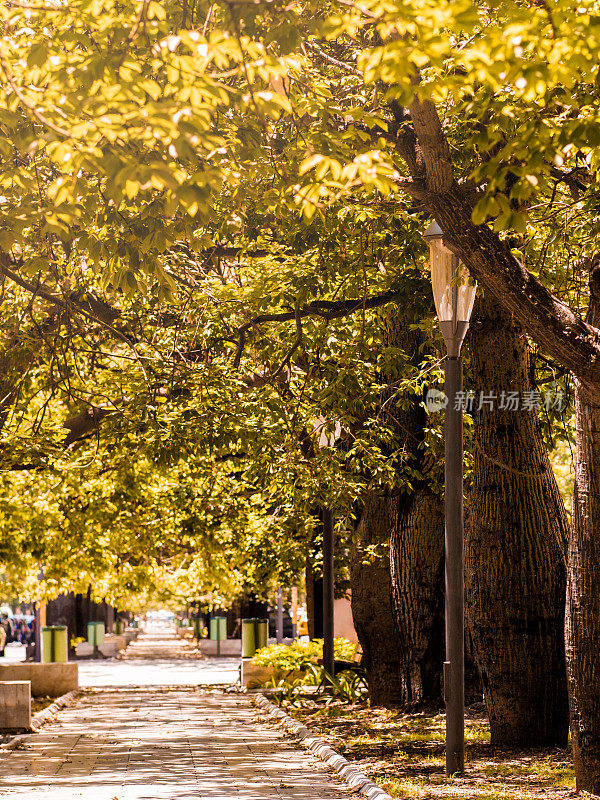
[0,681,31,730]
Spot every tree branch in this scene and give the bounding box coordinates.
[62,405,113,446]
[399,95,600,402]
[0,255,121,328]
[408,94,454,193]
[233,287,408,368]
[0,49,72,138]
[61,388,171,447]
[305,41,363,77]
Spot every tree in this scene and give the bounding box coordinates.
[292,0,600,783]
[386,316,446,708]
[352,491,409,706]
[1,0,597,777]
[467,296,569,746]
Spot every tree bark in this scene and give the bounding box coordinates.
[393,91,600,785]
[567,264,600,791]
[305,553,323,640]
[75,592,90,639]
[46,593,77,639]
[351,491,418,706]
[467,297,569,747]
[385,317,446,708]
[345,305,446,708]
[389,486,446,706]
[377,312,446,707]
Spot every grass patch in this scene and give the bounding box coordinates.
[282,701,575,800]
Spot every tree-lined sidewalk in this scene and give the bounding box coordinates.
[76,630,240,688]
[0,686,359,799]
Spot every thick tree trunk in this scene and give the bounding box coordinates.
[346,307,446,707]
[467,298,569,747]
[568,266,600,791]
[305,554,323,640]
[47,592,116,642]
[46,593,77,639]
[384,314,446,707]
[396,85,596,770]
[351,492,417,706]
[75,593,89,638]
[569,385,600,790]
[389,487,445,706]
[239,592,269,620]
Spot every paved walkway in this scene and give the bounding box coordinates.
[2,631,240,687]
[79,632,240,687]
[0,632,359,800]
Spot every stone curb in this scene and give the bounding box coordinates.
[0,689,80,751]
[254,694,393,800]
[31,690,79,732]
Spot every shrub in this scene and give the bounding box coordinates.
[252,637,358,671]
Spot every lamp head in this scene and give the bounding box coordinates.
[314,417,342,449]
[423,220,476,357]
[423,220,444,243]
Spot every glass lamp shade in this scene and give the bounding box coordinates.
[430,246,476,324]
[314,417,342,449]
[423,220,476,356]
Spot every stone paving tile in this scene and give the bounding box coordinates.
[78,654,241,688]
[0,688,360,799]
[2,632,241,687]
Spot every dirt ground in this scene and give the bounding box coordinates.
[285,701,575,800]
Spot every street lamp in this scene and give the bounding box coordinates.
[314,417,342,680]
[276,587,284,644]
[423,220,476,776]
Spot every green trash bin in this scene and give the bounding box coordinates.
[241,619,268,658]
[115,619,123,635]
[87,621,105,647]
[241,618,256,658]
[41,625,68,663]
[255,618,268,650]
[209,617,227,641]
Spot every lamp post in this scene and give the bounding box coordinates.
[315,417,342,680]
[34,568,45,663]
[423,221,476,776]
[291,586,298,639]
[276,586,284,644]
